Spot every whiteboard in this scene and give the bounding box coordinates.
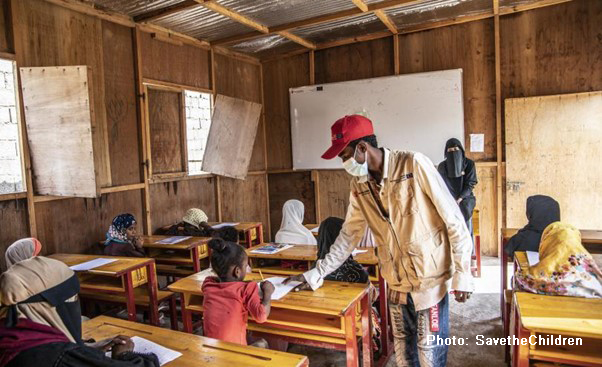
[290,69,464,169]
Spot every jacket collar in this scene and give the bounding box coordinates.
[358,148,389,184]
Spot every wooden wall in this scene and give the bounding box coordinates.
[261,0,601,256]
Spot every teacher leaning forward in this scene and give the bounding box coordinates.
[285,115,474,367]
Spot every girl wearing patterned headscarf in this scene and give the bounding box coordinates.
[104,214,145,257]
[163,208,214,237]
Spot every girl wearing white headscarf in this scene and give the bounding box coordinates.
[5,238,42,268]
[275,200,317,245]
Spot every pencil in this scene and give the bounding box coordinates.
[258,268,265,281]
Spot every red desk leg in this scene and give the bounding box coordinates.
[361,292,373,367]
[181,295,193,333]
[146,262,159,326]
[245,230,252,248]
[475,234,482,278]
[344,305,359,367]
[124,272,137,322]
[192,247,201,273]
[257,224,264,245]
[169,295,178,331]
[513,320,530,367]
[378,274,391,359]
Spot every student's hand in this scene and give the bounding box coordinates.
[283,274,312,292]
[133,236,144,248]
[457,198,463,204]
[111,335,134,358]
[453,291,472,303]
[261,281,275,297]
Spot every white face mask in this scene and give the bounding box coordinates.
[343,145,369,177]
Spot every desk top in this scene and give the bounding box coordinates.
[246,244,378,265]
[502,228,602,245]
[304,224,319,237]
[142,235,210,250]
[208,222,262,231]
[168,272,368,316]
[49,254,152,276]
[83,316,308,367]
[515,292,602,339]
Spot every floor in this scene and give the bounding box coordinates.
[288,256,508,367]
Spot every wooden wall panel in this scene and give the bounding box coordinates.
[473,166,497,256]
[0,0,12,53]
[13,0,111,187]
[213,53,265,171]
[149,178,217,232]
[316,170,351,222]
[263,54,310,170]
[398,19,496,161]
[0,199,29,270]
[139,31,211,89]
[315,37,394,84]
[35,190,144,256]
[102,21,141,185]
[268,172,316,238]
[500,0,602,100]
[148,89,185,174]
[219,175,269,239]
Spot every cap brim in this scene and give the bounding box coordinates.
[321,141,348,160]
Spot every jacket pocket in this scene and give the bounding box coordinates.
[390,183,418,217]
[376,245,402,284]
[407,230,447,279]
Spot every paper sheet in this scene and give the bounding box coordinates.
[156,236,191,244]
[265,277,301,300]
[250,244,293,255]
[470,134,484,153]
[212,222,240,229]
[105,336,182,366]
[69,258,117,271]
[351,249,368,257]
[310,227,319,233]
[526,251,540,266]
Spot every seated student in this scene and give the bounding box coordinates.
[213,226,240,243]
[504,195,560,256]
[202,238,274,345]
[275,199,316,245]
[5,238,42,268]
[0,256,159,366]
[104,214,145,257]
[515,222,602,298]
[164,208,214,237]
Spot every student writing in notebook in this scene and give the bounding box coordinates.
[202,238,274,346]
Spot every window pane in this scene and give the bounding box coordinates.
[0,59,23,194]
[185,90,212,175]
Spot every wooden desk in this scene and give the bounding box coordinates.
[168,272,371,367]
[83,316,308,367]
[208,222,264,247]
[50,254,159,325]
[142,235,210,276]
[511,292,602,367]
[246,244,391,365]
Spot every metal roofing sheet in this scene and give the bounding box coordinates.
[151,4,253,42]
[385,0,492,30]
[230,34,300,57]
[292,12,387,44]
[214,0,360,28]
[91,0,186,17]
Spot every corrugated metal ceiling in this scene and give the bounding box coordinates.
[91,0,186,17]
[386,0,492,30]
[292,12,387,44]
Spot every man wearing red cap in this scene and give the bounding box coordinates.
[285,115,473,366]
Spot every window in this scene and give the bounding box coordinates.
[185,90,212,176]
[0,59,24,194]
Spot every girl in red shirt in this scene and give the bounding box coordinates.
[202,238,274,345]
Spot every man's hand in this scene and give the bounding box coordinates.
[260,281,275,298]
[453,291,472,303]
[456,198,463,204]
[111,335,134,358]
[282,274,312,292]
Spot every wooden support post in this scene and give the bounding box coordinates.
[493,0,503,258]
[393,34,400,75]
[260,63,271,241]
[133,27,153,234]
[210,49,223,222]
[309,50,315,85]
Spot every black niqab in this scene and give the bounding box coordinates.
[444,138,465,178]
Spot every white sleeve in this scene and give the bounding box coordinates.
[413,153,474,292]
[303,189,367,290]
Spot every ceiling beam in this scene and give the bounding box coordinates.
[196,0,316,49]
[134,0,199,22]
[214,0,419,46]
[351,0,398,34]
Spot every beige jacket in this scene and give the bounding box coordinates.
[304,149,473,293]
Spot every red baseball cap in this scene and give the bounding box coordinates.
[321,115,374,160]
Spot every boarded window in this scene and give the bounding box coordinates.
[0,59,24,194]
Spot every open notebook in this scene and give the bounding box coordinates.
[105,336,181,366]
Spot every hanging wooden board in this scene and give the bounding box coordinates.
[202,94,262,179]
[20,66,100,198]
[505,91,602,229]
